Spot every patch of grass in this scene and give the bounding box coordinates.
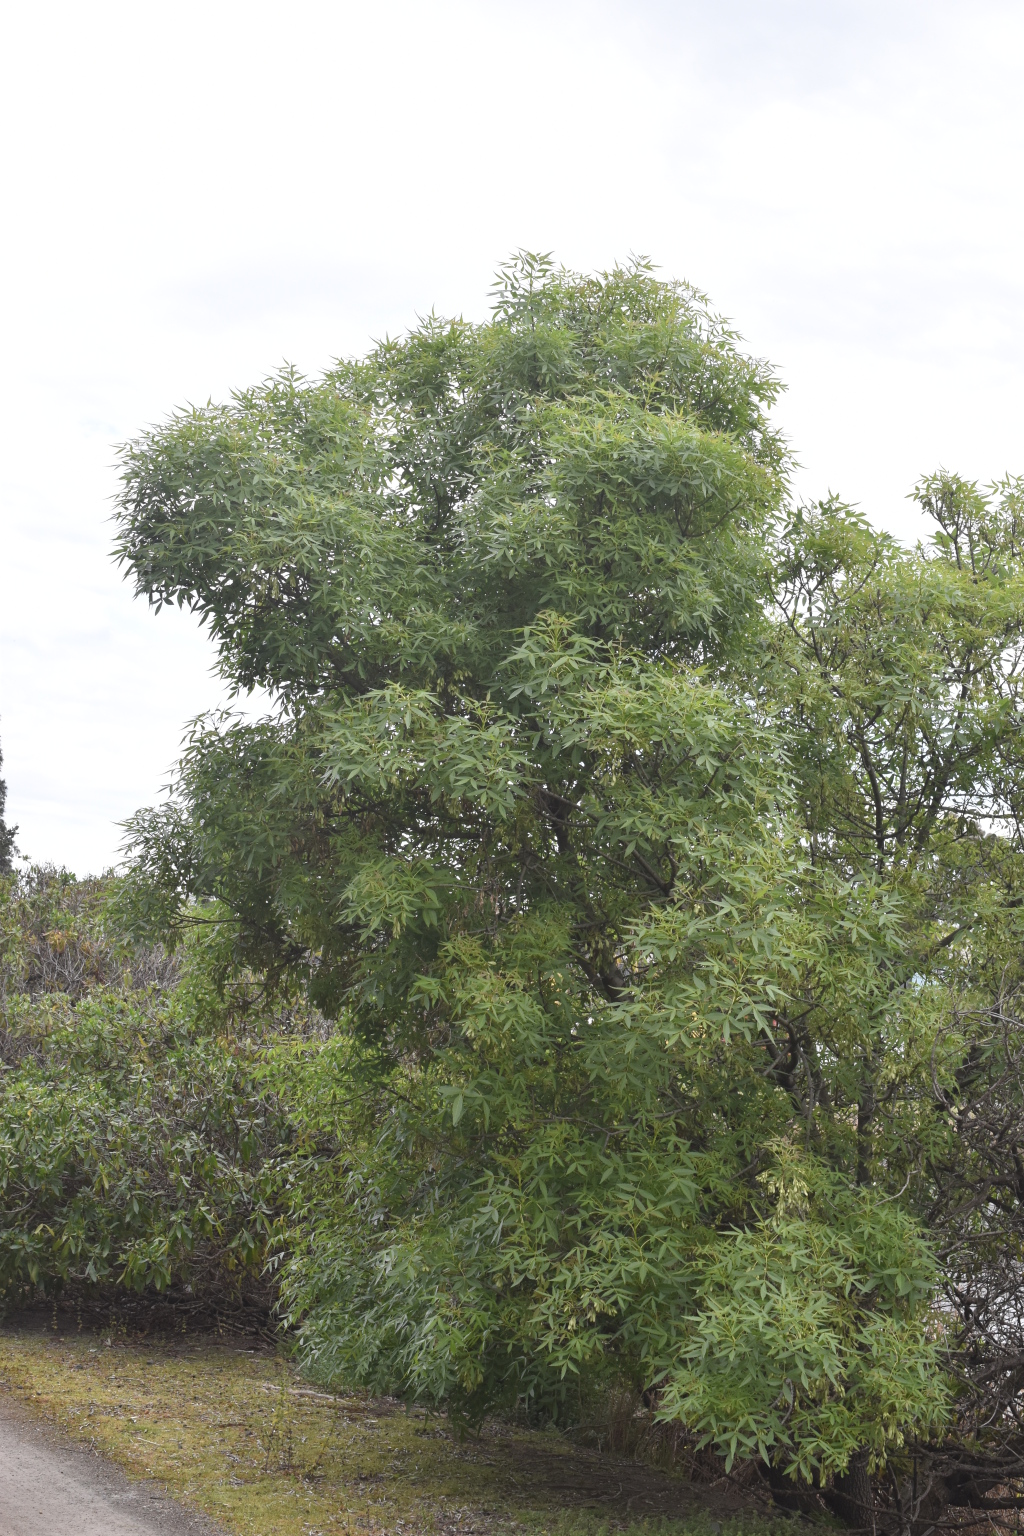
[0,1322,786,1536]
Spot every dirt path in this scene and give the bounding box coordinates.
[0,1397,225,1536]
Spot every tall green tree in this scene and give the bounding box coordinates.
[113,256,1024,1522]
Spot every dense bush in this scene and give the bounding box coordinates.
[0,867,305,1308]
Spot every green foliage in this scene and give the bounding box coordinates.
[658,1161,946,1478]
[0,868,296,1303]
[107,256,1024,1511]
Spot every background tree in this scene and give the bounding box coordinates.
[0,733,17,874]
[766,478,1024,1523]
[112,256,1024,1524]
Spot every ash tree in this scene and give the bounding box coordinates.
[113,254,1024,1525]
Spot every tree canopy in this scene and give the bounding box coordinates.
[113,255,1024,1525]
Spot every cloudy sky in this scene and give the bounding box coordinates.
[2,0,1023,874]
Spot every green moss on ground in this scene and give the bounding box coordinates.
[0,1323,789,1536]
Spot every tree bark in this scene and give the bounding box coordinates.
[823,1450,874,1531]
[766,1463,821,1516]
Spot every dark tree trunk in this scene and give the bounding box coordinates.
[823,1450,874,1531]
[766,1463,821,1516]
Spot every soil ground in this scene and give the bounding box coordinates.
[0,1309,784,1536]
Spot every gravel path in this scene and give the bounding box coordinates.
[0,1398,227,1536]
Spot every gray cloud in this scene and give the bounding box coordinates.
[2,0,1024,871]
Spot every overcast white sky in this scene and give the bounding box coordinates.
[2,0,1023,874]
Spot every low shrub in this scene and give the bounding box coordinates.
[0,867,310,1309]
